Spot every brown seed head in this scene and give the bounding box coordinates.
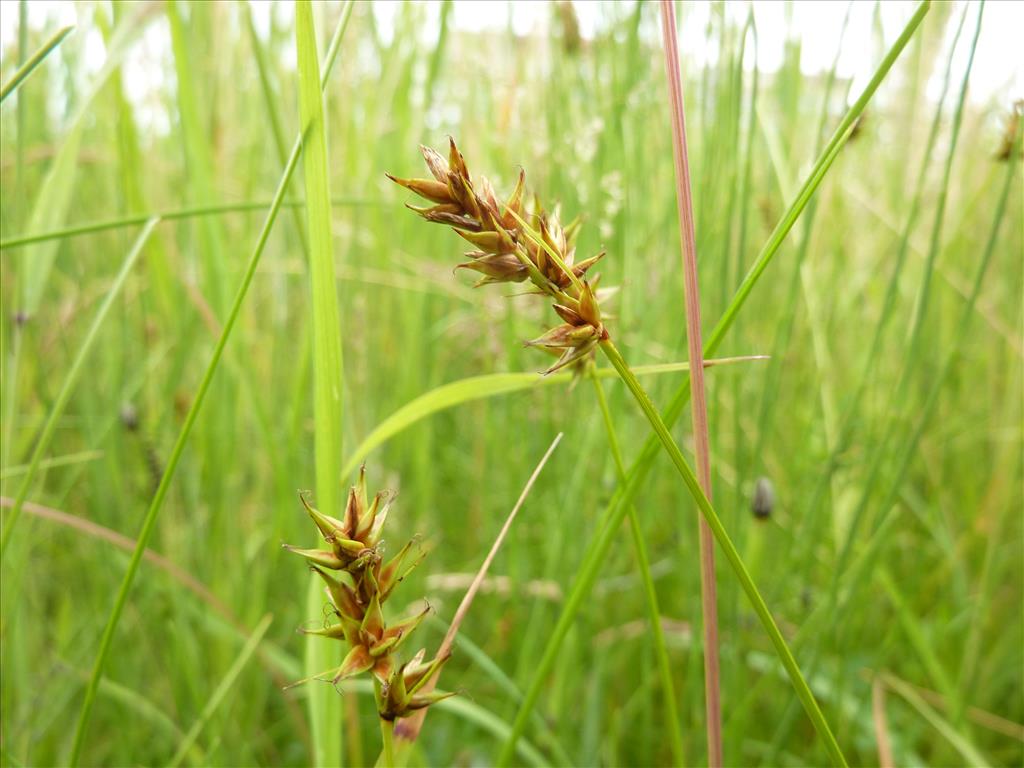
[388,139,618,372]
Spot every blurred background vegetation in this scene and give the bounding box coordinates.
[1,1,1021,766]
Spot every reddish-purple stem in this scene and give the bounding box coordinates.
[659,1,723,765]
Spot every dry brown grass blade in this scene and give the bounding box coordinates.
[659,1,722,764]
[393,433,563,744]
[1,495,310,748]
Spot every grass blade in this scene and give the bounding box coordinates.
[0,198,377,251]
[0,218,159,557]
[882,674,992,768]
[0,25,73,104]
[341,357,765,478]
[168,614,274,768]
[295,2,351,765]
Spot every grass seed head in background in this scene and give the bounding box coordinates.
[388,140,612,374]
[284,467,453,720]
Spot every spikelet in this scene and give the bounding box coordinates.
[284,467,450,721]
[388,140,616,375]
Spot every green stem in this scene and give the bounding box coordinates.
[597,339,847,767]
[0,198,376,251]
[588,368,686,766]
[374,678,395,767]
[381,719,395,768]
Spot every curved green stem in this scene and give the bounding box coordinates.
[588,368,686,766]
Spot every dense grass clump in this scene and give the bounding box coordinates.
[1,2,1020,766]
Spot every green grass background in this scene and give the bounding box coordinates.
[1,1,1021,766]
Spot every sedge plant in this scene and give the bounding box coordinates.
[388,139,845,765]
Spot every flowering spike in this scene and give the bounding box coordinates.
[289,466,449,721]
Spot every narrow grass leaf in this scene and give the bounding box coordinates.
[882,674,992,768]
[394,434,563,747]
[16,7,148,316]
[168,614,274,768]
[0,218,158,556]
[295,3,350,765]
[0,198,377,251]
[659,4,722,762]
[0,25,73,103]
[342,357,764,478]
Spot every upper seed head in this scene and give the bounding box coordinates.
[388,139,617,374]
